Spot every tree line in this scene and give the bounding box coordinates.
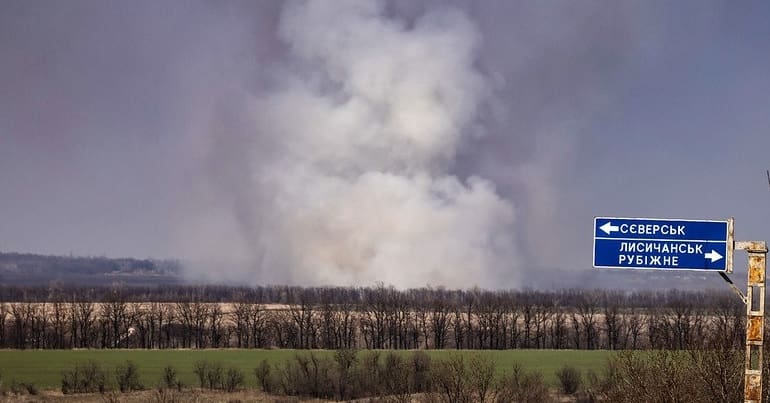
[0,252,181,278]
[0,284,747,351]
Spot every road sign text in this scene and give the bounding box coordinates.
[593,217,731,271]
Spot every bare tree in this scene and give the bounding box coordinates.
[145,302,169,349]
[710,293,744,349]
[335,299,356,350]
[159,303,175,348]
[191,301,210,348]
[602,292,622,350]
[463,289,480,349]
[577,292,600,350]
[209,304,225,347]
[430,289,453,349]
[10,303,34,349]
[0,303,7,348]
[71,299,96,348]
[623,308,645,350]
[101,297,129,348]
[124,303,144,348]
[549,301,568,349]
[361,284,389,349]
[231,299,251,348]
[532,298,552,349]
[288,289,316,349]
[29,302,47,348]
[508,299,522,349]
[477,293,509,350]
[50,299,69,348]
[413,291,430,349]
[647,306,666,349]
[569,310,582,350]
[451,306,465,350]
[662,291,704,350]
[389,290,412,349]
[521,294,535,348]
[247,303,269,348]
[175,301,194,348]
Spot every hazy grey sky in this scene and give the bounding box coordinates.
[1,0,769,287]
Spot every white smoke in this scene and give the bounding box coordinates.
[182,0,519,288]
[269,0,484,174]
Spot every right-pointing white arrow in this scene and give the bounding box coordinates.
[600,222,619,235]
[705,250,723,263]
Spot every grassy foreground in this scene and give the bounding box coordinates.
[0,349,611,391]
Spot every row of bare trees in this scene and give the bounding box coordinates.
[0,285,747,350]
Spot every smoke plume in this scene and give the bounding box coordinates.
[4,0,762,290]
[182,0,518,288]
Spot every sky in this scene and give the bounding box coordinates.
[1,0,769,288]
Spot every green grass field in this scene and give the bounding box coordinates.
[0,349,613,391]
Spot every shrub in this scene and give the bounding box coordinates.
[151,387,185,403]
[689,348,743,402]
[410,351,432,393]
[469,354,496,403]
[193,360,208,389]
[600,350,742,403]
[23,381,39,395]
[294,352,334,398]
[193,360,224,390]
[333,349,358,400]
[269,352,340,399]
[8,381,25,396]
[574,370,601,403]
[432,354,472,403]
[354,350,382,397]
[254,359,275,393]
[600,350,701,402]
[161,365,182,391]
[556,365,582,395]
[61,360,107,394]
[494,363,551,403]
[432,353,517,403]
[382,352,410,402]
[205,362,224,390]
[224,367,244,392]
[116,360,144,392]
[102,390,122,403]
[9,380,38,396]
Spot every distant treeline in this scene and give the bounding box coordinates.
[0,252,182,286]
[0,284,747,351]
[0,283,744,307]
[0,250,740,290]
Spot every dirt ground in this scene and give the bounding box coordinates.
[0,389,578,403]
[0,389,298,403]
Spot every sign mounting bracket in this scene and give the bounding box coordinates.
[718,271,747,305]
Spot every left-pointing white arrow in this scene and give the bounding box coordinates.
[705,250,723,263]
[600,222,619,235]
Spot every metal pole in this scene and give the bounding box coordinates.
[738,241,768,403]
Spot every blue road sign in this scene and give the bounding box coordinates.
[593,217,732,271]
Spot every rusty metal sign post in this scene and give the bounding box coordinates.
[738,240,768,403]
